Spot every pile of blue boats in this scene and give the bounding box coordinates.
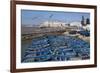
[78,31,90,36]
[22,35,90,63]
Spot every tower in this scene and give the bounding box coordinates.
[81,16,86,26]
[86,18,90,24]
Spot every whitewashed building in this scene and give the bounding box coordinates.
[70,22,82,27]
[40,21,66,27]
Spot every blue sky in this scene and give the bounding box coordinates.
[21,9,90,26]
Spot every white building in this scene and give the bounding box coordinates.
[83,24,90,31]
[40,21,66,28]
[70,22,82,27]
[70,21,90,31]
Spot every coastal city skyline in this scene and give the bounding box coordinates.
[21,9,90,27]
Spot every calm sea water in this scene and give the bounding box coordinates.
[21,39,32,60]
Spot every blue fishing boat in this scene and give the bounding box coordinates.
[22,35,90,63]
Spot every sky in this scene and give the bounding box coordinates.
[21,9,90,27]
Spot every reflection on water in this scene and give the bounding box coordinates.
[21,35,90,63]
